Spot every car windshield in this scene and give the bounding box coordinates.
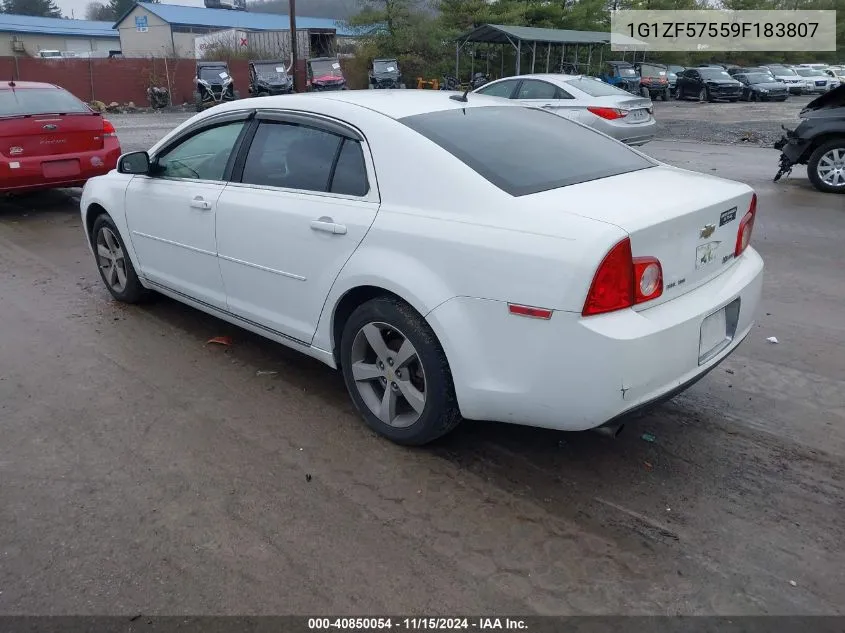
[400,106,654,197]
[614,67,637,77]
[639,64,666,78]
[699,68,732,79]
[745,73,774,84]
[769,66,796,76]
[373,60,398,74]
[199,66,228,83]
[254,63,287,80]
[0,87,90,117]
[796,68,823,76]
[567,76,634,97]
[310,60,343,79]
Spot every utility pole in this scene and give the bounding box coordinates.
[289,0,298,92]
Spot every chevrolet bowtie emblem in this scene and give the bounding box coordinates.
[700,223,716,239]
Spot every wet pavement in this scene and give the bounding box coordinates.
[0,116,843,615]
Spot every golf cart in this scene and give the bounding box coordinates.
[368,58,405,89]
[194,61,238,112]
[306,57,347,91]
[249,59,293,96]
[634,62,670,100]
[598,61,641,94]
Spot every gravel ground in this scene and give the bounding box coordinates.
[652,95,814,147]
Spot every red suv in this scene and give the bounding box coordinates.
[1,81,121,194]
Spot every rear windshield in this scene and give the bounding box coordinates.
[567,76,632,97]
[0,87,90,117]
[400,106,654,197]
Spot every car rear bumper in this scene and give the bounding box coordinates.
[426,247,763,432]
[1,143,120,193]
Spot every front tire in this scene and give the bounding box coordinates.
[339,296,461,445]
[807,140,845,194]
[698,87,709,102]
[91,214,147,303]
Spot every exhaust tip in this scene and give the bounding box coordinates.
[593,422,626,439]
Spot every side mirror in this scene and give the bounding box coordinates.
[118,151,150,175]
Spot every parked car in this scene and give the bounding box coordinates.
[0,81,120,194]
[728,67,774,77]
[675,67,742,101]
[80,91,763,445]
[248,59,293,96]
[369,58,405,89]
[306,57,347,91]
[195,61,238,112]
[597,61,640,94]
[473,73,655,146]
[634,62,670,100]
[733,72,789,102]
[760,65,806,94]
[666,64,684,90]
[794,67,840,93]
[824,66,845,83]
[774,85,845,194]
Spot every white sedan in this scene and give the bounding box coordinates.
[80,91,763,445]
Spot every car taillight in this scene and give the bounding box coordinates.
[735,193,757,256]
[102,118,117,138]
[587,106,628,120]
[582,238,663,317]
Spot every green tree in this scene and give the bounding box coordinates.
[1,0,62,17]
[85,0,114,20]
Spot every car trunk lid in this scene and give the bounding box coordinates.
[553,165,754,307]
[0,113,105,159]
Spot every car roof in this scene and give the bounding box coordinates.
[214,90,520,120]
[0,81,60,91]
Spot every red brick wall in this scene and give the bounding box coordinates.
[1,57,252,107]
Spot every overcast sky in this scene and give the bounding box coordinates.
[62,0,201,21]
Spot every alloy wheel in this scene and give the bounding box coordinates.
[817,148,845,188]
[349,322,427,428]
[96,227,128,293]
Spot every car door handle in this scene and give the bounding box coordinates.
[541,103,556,109]
[190,196,212,211]
[310,217,347,235]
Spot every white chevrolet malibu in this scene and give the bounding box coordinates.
[80,91,763,445]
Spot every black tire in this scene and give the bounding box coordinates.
[339,296,461,445]
[728,98,739,102]
[699,87,709,102]
[807,139,845,194]
[674,86,683,100]
[661,88,669,101]
[640,86,649,98]
[91,214,148,303]
[194,93,203,113]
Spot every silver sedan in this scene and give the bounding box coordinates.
[472,73,655,146]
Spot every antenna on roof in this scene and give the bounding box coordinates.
[449,88,470,103]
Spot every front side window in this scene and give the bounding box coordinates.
[477,80,517,98]
[515,80,558,100]
[240,121,367,195]
[155,121,245,181]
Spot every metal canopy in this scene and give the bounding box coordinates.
[457,24,612,47]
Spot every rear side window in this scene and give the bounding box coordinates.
[516,80,558,99]
[330,139,369,196]
[400,106,654,197]
[565,77,633,97]
[0,88,90,117]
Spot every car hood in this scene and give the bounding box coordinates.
[704,79,740,85]
[753,82,787,90]
[802,84,845,112]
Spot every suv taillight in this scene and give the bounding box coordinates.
[735,193,757,256]
[582,238,663,317]
[102,118,117,138]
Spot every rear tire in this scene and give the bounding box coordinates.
[807,139,845,194]
[640,86,649,98]
[339,296,461,446]
[91,214,147,303]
